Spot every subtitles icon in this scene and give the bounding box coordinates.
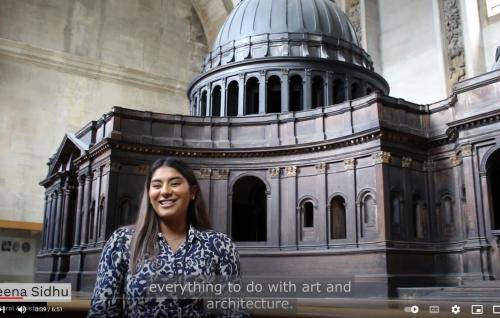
[471,305,483,315]
[451,305,461,315]
[429,305,440,314]
[493,305,500,314]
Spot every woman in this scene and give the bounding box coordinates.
[89,158,243,317]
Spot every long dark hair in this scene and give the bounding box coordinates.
[129,158,211,272]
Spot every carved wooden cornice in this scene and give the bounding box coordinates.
[401,157,413,168]
[447,109,500,138]
[372,151,391,165]
[461,144,473,157]
[212,169,230,180]
[196,168,212,180]
[269,168,280,178]
[423,160,436,172]
[315,163,328,173]
[344,159,357,170]
[285,166,297,177]
[450,154,462,166]
[74,130,383,166]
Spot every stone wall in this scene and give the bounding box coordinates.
[0,0,209,223]
[377,0,448,104]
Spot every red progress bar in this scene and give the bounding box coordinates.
[0,296,24,300]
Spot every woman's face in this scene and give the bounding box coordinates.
[149,166,195,222]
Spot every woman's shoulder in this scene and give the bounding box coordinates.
[105,225,135,250]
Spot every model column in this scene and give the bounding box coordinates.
[282,166,297,250]
[269,168,281,247]
[80,171,93,247]
[60,184,74,251]
[72,175,85,248]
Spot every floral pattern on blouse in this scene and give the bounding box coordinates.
[88,226,245,317]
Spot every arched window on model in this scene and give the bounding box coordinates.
[232,176,267,242]
[245,77,259,115]
[486,149,500,230]
[311,76,324,109]
[227,81,239,116]
[439,195,455,236]
[267,75,281,113]
[330,196,346,239]
[351,82,361,99]
[289,75,303,111]
[200,91,207,116]
[211,86,222,116]
[413,194,426,239]
[366,86,373,95]
[391,192,403,238]
[362,194,376,227]
[332,78,345,104]
[302,201,314,228]
[119,196,135,226]
[192,96,198,115]
[299,200,315,241]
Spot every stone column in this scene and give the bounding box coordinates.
[423,159,437,241]
[259,70,267,114]
[281,166,297,250]
[238,74,245,116]
[211,169,230,233]
[42,195,49,251]
[281,69,289,112]
[462,144,479,238]
[73,176,85,248]
[451,154,465,239]
[61,185,73,251]
[345,75,351,101]
[80,172,93,246]
[269,168,281,247]
[344,159,357,245]
[303,69,312,110]
[401,157,413,241]
[372,151,391,241]
[53,188,64,250]
[315,163,328,246]
[206,84,212,116]
[47,193,55,250]
[221,79,227,117]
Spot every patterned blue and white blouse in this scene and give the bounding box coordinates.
[88,225,244,317]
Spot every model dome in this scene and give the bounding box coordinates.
[189,0,389,118]
[213,0,359,50]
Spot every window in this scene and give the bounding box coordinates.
[267,76,281,113]
[487,0,500,17]
[211,86,222,116]
[302,201,314,228]
[289,75,303,111]
[330,196,346,239]
[227,81,239,116]
[245,78,259,115]
[232,176,267,241]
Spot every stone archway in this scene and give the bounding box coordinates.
[190,0,235,46]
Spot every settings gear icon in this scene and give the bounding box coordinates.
[451,305,461,315]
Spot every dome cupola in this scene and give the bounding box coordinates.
[188,0,389,118]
